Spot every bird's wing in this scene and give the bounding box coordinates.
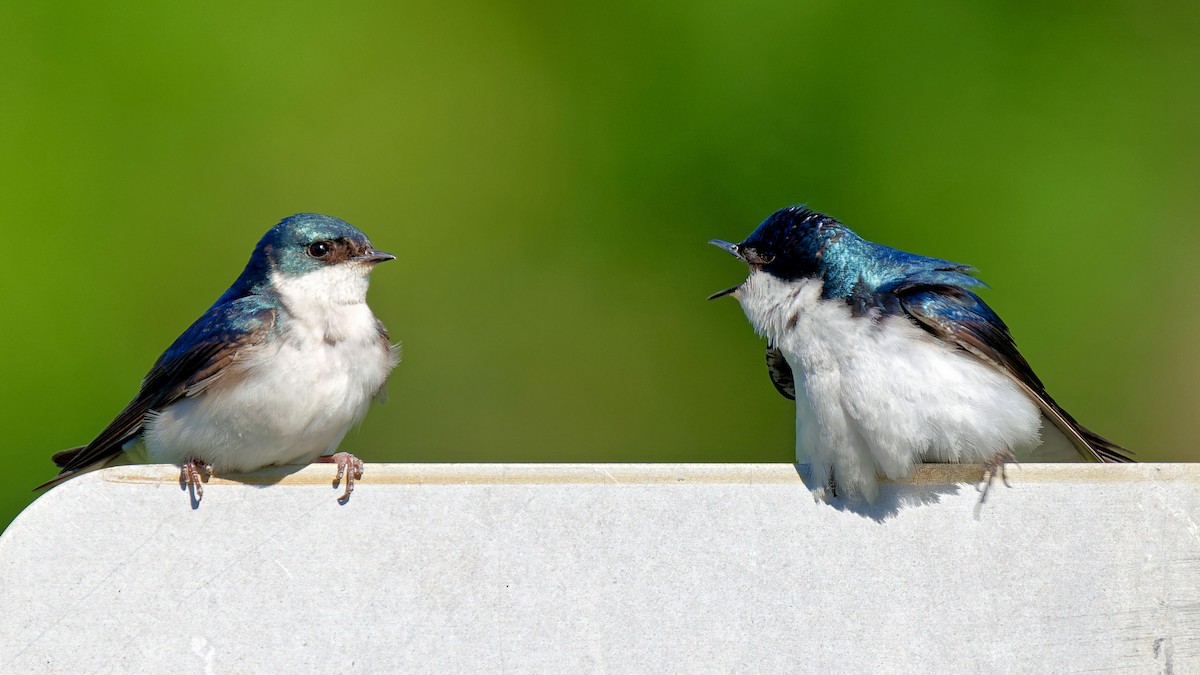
[765,347,796,400]
[372,316,399,402]
[895,284,1132,463]
[43,300,278,484]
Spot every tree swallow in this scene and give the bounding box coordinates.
[710,205,1132,500]
[37,213,400,502]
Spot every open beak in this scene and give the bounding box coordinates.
[354,249,396,264]
[708,240,741,258]
[707,285,742,300]
[707,239,744,300]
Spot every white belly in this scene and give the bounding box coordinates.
[740,275,1042,500]
[142,301,395,472]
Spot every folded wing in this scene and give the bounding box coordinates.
[38,300,278,489]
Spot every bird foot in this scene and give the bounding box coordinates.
[316,452,365,502]
[978,448,1016,493]
[179,458,213,500]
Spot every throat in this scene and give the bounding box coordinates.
[271,265,369,304]
[290,295,369,344]
[270,268,373,344]
[737,274,823,345]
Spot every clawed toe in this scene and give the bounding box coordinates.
[179,459,213,501]
[317,452,365,502]
[979,448,1017,494]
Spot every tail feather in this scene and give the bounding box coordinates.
[36,446,112,492]
[1043,397,1135,463]
[51,446,87,468]
[1076,424,1135,463]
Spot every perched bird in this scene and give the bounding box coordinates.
[710,205,1132,500]
[38,213,399,502]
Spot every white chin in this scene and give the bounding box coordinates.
[273,264,372,307]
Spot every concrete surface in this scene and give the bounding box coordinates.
[0,463,1196,673]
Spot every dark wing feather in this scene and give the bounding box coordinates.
[765,347,796,400]
[896,285,1132,463]
[372,316,398,402]
[40,301,277,487]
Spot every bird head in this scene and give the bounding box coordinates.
[234,213,394,305]
[708,205,842,300]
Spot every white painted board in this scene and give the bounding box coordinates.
[1,463,1196,673]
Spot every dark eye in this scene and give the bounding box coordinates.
[308,241,331,258]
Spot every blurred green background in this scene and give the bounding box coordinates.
[2,1,1197,530]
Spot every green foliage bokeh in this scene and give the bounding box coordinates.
[2,1,1197,530]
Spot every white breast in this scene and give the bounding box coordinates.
[141,264,398,472]
[735,273,1041,500]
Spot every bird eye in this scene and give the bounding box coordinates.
[308,241,331,258]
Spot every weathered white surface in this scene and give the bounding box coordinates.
[1,463,1196,673]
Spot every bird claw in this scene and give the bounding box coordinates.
[179,459,213,500]
[317,452,365,502]
[978,448,1016,494]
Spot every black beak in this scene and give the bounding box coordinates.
[707,285,742,300]
[707,239,744,300]
[354,249,396,264]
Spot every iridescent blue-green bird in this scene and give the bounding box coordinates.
[39,213,399,502]
[710,205,1131,500]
